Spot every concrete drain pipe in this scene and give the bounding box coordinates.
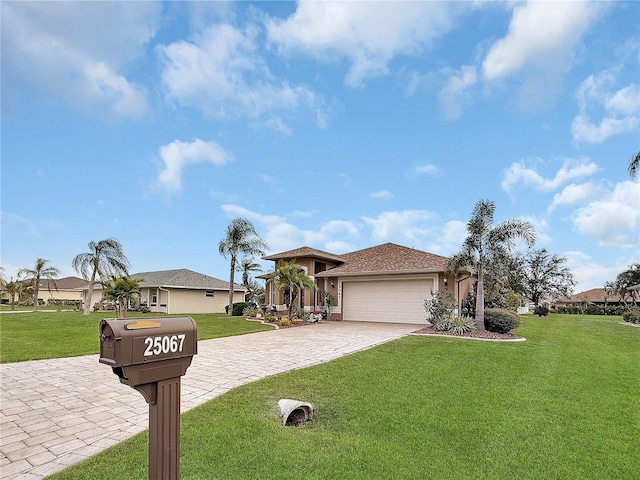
[278,399,314,426]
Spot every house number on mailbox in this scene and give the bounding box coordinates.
[143,334,186,356]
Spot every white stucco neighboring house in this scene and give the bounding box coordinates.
[82,269,246,314]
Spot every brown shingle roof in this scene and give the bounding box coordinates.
[316,243,449,277]
[263,246,345,263]
[559,288,623,303]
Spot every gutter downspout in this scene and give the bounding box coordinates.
[456,273,472,317]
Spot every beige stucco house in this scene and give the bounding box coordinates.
[262,243,474,324]
[0,276,88,306]
[82,269,246,314]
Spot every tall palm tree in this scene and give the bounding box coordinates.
[72,238,130,316]
[18,258,60,312]
[447,199,536,330]
[273,259,317,320]
[219,218,268,316]
[4,278,27,310]
[629,151,639,179]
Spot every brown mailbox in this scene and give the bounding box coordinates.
[99,316,197,389]
[99,316,197,480]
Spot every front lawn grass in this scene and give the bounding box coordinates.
[47,314,639,479]
[0,311,273,363]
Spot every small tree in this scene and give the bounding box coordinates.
[219,218,268,316]
[4,278,27,310]
[605,263,640,310]
[273,260,316,320]
[18,258,60,312]
[102,277,142,318]
[236,257,263,302]
[424,289,456,330]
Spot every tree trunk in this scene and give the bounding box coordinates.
[475,279,485,330]
[83,269,97,316]
[228,256,236,316]
[32,276,40,312]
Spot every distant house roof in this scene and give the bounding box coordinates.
[24,276,89,290]
[131,269,245,291]
[263,246,345,263]
[314,243,449,277]
[557,288,623,304]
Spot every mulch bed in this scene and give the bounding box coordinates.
[413,325,524,341]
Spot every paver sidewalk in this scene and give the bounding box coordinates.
[0,321,417,479]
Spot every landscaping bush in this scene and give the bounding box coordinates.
[242,305,260,317]
[484,308,521,333]
[447,315,477,335]
[290,306,309,321]
[534,304,549,317]
[425,289,455,330]
[622,309,640,324]
[226,302,254,316]
[278,317,290,327]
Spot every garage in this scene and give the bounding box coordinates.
[341,277,434,324]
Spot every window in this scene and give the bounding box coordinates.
[151,290,158,306]
[205,290,214,297]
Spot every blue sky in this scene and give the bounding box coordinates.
[2,1,639,294]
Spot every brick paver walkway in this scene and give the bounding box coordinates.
[0,321,417,479]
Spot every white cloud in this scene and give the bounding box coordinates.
[438,65,477,121]
[565,251,635,292]
[158,23,325,131]
[571,69,640,144]
[502,159,599,193]
[2,1,157,119]
[267,2,464,87]
[362,210,434,243]
[573,181,640,244]
[370,190,394,200]
[548,182,604,212]
[414,164,439,176]
[482,1,601,81]
[156,139,233,193]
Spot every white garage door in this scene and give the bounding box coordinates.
[342,278,433,324]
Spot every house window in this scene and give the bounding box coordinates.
[205,290,214,297]
[151,290,158,306]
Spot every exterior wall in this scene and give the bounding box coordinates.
[168,289,245,314]
[38,289,83,302]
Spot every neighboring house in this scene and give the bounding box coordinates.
[261,243,474,325]
[554,288,625,309]
[0,276,87,306]
[82,269,246,314]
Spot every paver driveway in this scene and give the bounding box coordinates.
[0,321,418,479]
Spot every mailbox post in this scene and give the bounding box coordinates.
[99,317,197,480]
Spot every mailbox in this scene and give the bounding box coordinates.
[99,316,197,388]
[99,316,197,480]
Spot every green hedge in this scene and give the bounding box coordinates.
[484,308,521,333]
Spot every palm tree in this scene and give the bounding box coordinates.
[219,218,268,316]
[102,276,142,318]
[273,259,317,320]
[629,151,639,179]
[236,256,263,302]
[447,199,536,330]
[18,258,60,311]
[4,278,27,310]
[72,238,130,316]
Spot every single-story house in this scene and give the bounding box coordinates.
[261,242,474,324]
[1,276,88,306]
[81,269,246,314]
[554,288,625,309]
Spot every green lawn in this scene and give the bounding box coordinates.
[47,314,639,479]
[0,311,273,363]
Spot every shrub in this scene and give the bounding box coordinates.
[265,314,277,323]
[623,310,640,324]
[425,289,456,330]
[279,318,291,327]
[243,306,260,317]
[534,304,549,317]
[484,308,521,334]
[290,306,309,321]
[448,316,477,335]
[226,302,254,316]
